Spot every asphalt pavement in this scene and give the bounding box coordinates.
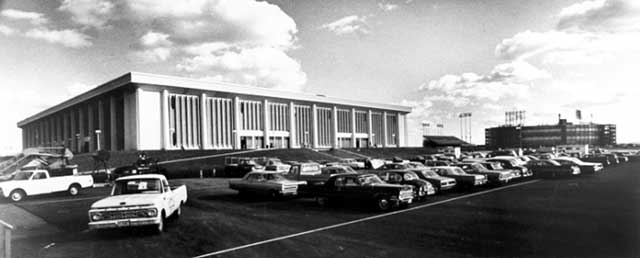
[4,161,639,258]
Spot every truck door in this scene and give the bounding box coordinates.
[30,171,51,195]
[162,179,177,213]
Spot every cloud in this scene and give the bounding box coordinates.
[58,0,115,28]
[407,0,640,145]
[140,31,172,47]
[0,9,48,25]
[177,46,306,91]
[320,15,371,35]
[24,28,93,48]
[378,3,399,12]
[65,82,93,96]
[0,24,16,35]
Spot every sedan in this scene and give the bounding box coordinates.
[526,160,580,178]
[453,162,514,184]
[229,171,306,197]
[431,166,487,188]
[554,157,603,174]
[371,170,435,199]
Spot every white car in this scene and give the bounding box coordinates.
[0,169,94,202]
[88,174,187,233]
[230,171,306,197]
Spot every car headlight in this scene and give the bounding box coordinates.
[146,208,158,217]
[91,212,103,221]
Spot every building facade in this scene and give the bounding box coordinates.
[485,119,616,149]
[18,72,411,153]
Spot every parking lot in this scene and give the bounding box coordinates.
[2,160,638,258]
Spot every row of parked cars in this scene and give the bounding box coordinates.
[225,149,636,212]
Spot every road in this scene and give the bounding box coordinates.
[5,161,639,258]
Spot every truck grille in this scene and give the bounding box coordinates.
[102,209,147,220]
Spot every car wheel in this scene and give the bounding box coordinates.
[316,197,329,207]
[9,190,25,202]
[68,184,81,196]
[375,196,391,211]
[155,212,166,234]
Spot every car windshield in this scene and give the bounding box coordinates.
[13,171,33,180]
[113,179,162,195]
[448,167,467,175]
[264,173,285,181]
[403,172,419,181]
[472,164,486,171]
[358,175,383,185]
[420,170,440,177]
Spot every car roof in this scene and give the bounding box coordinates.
[116,174,166,181]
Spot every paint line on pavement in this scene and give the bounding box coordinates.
[192,179,541,258]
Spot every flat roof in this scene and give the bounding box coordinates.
[18,72,411,127]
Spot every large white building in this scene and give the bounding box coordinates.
[18,72,411,153]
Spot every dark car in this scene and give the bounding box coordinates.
[287,163,353,186]
[431,166,487,188]
[412,167,457,192]
[553,157,603,174]
[370,170,435,199]
[223,157,265,177]
[453,162,514,184]
[479,161,521,179]
[486,157,533,177]
[582,154,617,166]
[309,173,415,211]
[526,160,581,178]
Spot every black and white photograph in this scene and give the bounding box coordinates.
[0,0,638,257]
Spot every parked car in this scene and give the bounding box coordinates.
[224,157,265,177]
[370,170,435,199]
[487,150,518,157]
[339,158,366,169]
[581,154,615,166]
[486,157,533,177]
[553,157,603,174]
[479,161,521,179]
[0,169,94,202]
[411,167,457,192]
[526,160,581,178]
[287,163,355,186]
[425,160,451,167]
[431,166,487,188]
[308,173,414,211]
[453,162,513,184]
[88,174,187,233]
[230,171,306,197]
[262,158,292,173]
[612,152,629,162]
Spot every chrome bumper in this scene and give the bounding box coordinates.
[88,217,160,229]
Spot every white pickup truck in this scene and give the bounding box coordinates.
[0,169,94,202]
[88,174,187,233]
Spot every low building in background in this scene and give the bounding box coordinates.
[18,72,411,153]
[485,118,616,149]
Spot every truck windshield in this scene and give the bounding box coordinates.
[113,179,162,195]
[13,171,34,180]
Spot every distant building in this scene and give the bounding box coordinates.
[485,118,616,149]
[17,72,411,153]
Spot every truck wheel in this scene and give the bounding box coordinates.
[155,212,166,234]
[375,196,391,211]
[68,184,81,196]
[174,203,182,218]
[9,190,26,202]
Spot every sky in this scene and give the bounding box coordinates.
[0,0,639,155]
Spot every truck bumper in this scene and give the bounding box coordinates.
[88,217,160,230]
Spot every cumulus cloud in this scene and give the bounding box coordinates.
[0,24,16,35]
[0,9,48,25]
[24,28,93,48]
[378,3,399,12]
[320,15,371,35]
[58,0,306,90]
[407,0,640,145]
[59,0,115,28]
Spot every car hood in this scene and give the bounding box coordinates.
[369,183,412,191]
[91,194,163,209]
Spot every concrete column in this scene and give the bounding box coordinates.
[161,90,170,149]
[87,103,95,151]
[368,110,373,147]
[263,99,270,148]
[289,102,296,148]
[70,110,76,151]
[109,95,117,151]
[332,106,338,148]
[233,96,241,149]
[351,108,357,148]
[78,106,85,152]
[382,111,388,147]
[200,93,207,149]
[311,104,318,148]
[400,113,407,147]
[97,100,104,150]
